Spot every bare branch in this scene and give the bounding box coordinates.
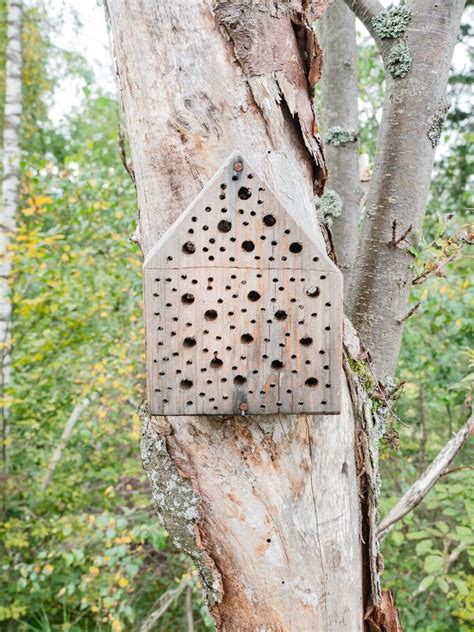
[41,394,98,491]
[185,585,194,632]
[412,542,468,598]
[343,0,384,44]
[397,302,421,324]
[378,413,473,541]
[140,574,194,632]
[388,219,413,248]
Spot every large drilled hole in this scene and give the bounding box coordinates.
[180,379,193,390]
[183,337,196,348]
[241,333,254,344]
[289,242,303,254]
[204,309,218,321]
[306,286,320,298]
[247,290,261,302]
[300,336,313,347]
[238,186,252,200]
[274,310,287,321]
[218,219,232,233]
[181,293,195,304]
[263,214,276,227]
[234,375,247,385]
[182,241,196,254]
[210,357,223,369]
[242,240,255,252]
[271,360,284,371]
[305,377,318,388]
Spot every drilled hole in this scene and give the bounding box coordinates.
[218,219,232,233]
[247,291,261,302]
[204,309,218,321]
[242,240,255,252]
[299,336,313,347]
[234,375,247,385]
[289,242,303,254]
[238,187,252,200]
[180,379,193,390]
[210,357,223,369]
[271,360,284,371]
[241,333,254,344]
[181,293,195,304]
[306,287,320,298]
[305,378,318,387]
[183,337,196,348]
[274,310,287,321]
[182,241,196,255]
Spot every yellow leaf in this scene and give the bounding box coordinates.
[90,566,100,576]
[420,289,429,301]
[99,312,108,318]
[98,375,107,385]
[44,564,54,574]
[118,577,129,588]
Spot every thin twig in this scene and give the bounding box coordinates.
[185,584,194,632]
[388,219,413,248]
[397,302,421,324]
[140,574,194,632]
[378,413,473,541]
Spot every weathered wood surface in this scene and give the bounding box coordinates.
[144,152,343,415]
[106,0,364,629]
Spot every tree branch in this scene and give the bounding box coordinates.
[41,394,97,491]
[378,413,473,540]
[139,574,194,632]
[343,0,384,44]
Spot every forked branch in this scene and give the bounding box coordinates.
[378,413,473,540]
[343,0,384,44]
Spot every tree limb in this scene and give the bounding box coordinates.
[343,0,384,44]
[378,413,473,540]
[41,394,97,491]
[139,574,193,632]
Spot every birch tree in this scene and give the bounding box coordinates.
[105,0,465,629]
[1,0,23,513]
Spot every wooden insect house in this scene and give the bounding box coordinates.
[143,152,343,416]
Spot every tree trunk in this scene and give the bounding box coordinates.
[106,1,374,629]
[319,0,361,290]
[1,0,23,514]
[345,0,465,378]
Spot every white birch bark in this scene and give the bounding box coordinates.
[1,0,23,502]
[105,1,370,629]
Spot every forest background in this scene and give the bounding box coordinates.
[0,0,472,630]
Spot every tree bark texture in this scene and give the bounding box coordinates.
[319,0,361,291]
[345,0,465,378]
[106,1,374,629]
[1,0,23,506]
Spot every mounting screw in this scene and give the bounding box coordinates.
[239,402,248,416]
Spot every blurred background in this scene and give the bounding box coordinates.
[0,0,472,630]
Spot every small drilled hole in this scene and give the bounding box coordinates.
[271,360,284,371]
[238,187,251,200]
[181,293,195,304]
[218,219,232,233]
[263,214,276,227]
[205,309,218,321]
[234,375,247,385]
[274,310,287,321]
[183,337,196,348]
[289,242,303,254]
[300,336,313,347]
[180,379,193,390]
[306,287,320,298]
[242,240,255,252]
[182,241,196,255]
[241,333,254,344]
[210,357,223,368]
[305,378,318,387]
[247,290,261,302]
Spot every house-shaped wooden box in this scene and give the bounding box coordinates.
[143,152,343,416]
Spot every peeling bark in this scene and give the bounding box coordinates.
[106,0,373,628]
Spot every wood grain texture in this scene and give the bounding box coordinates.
[144,152,342,415]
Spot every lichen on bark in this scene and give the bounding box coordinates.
[387,42,412,78]
[318,188,342,226]
[325,126,359,146]
[372,5,411,39]
[427,98,450,147]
